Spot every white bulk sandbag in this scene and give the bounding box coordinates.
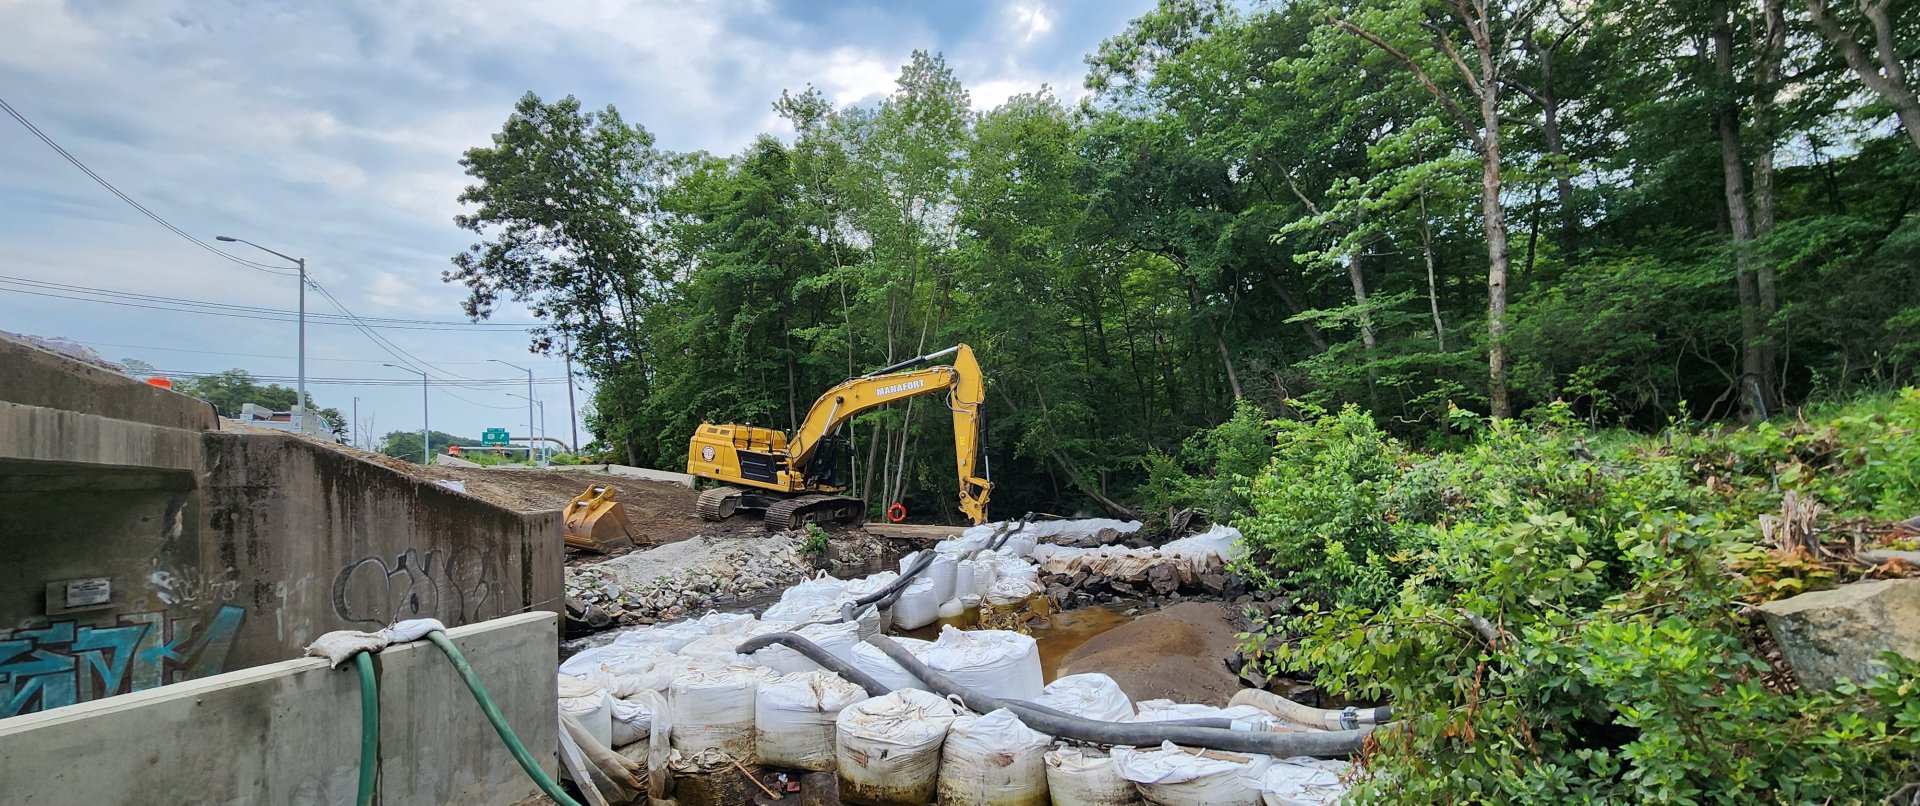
[844,570,901,598]
[559,642,675,678]
[954,560,977,599]
[1130,700,1285,731]
[1046,747,1144,806]
[698,610,760,636]
[986,575,1044,607]
[585,664,672,699]
[753,619,862,675]
[835,688,960,805]
[891,576,943,630]
[610,694,654,747]
[1036,673,1135,722]
[920,626,1044,701]
[678,633,752,665]
[938,597,967,622]
[1113,742,1272,806]
[558,675,615,749]
[763,571,855,623]
[927,551,959,604]
[755,670,870,771]
[937,709,1052,806]
[1258,758,1351,806]
[850,636,932,693]
[611,620,706,654]
[668,664,777,758]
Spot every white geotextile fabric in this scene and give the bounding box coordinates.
[755,670,869,771]
[1046,747,1143,806]
[1036,673,1136,722]
[1030,525,1245,582]
[1259,757,1352,806]
[752,619,861,675]
[558,674,616,749]
[1130,699,1288,731]
[1113,741,1273,806]
[850,636,933,693]
[835,689,961,804]
[937,709,1052,805]
[919,626,1044,701]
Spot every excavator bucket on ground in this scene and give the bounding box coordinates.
[564,484,637,552]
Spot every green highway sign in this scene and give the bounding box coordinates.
[481,428,511,447]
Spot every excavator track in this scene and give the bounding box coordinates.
[695,487,744,521]
[763,494,864,531]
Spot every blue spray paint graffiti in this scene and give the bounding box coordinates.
[0,605,246,717]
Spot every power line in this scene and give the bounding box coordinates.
[146,368,567,386]
[0,94,297,276]
[87,340,567,366]
[0,274,537,329]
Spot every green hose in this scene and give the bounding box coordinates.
[425,630,585,806]
[352,652,379,806]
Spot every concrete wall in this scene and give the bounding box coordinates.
[0,338,565,717]
[0,612,559,805]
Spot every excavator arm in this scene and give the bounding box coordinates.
[786,345,993,523]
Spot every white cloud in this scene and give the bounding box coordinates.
[1006,1,1057,45]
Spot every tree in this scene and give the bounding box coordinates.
[175,369,345,436]
[1327,0,1540,418]
[377,430,473,464]
[445,92,669,464]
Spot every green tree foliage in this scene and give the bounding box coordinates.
[446,0,1920,521]
[174,369,344,436]
[376,429,473,464]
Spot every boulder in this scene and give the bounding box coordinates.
[1757,578,1920,690]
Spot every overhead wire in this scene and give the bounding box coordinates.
[0,94,295,275]
[0,275,537,330]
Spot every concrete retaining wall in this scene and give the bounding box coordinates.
[0,339,565,717]
[0,612,558,805]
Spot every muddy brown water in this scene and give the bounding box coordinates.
[897,603,1135,682]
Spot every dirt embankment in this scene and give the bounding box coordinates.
[1056,601,1245,706]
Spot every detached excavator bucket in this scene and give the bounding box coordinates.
[564,485,637,552]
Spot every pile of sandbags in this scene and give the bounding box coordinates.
[1030,525,1244,585]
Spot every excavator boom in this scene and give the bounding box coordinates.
[687,344,993,527]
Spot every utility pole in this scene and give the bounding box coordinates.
[507,392,547,466]
[352,396,359,449]
[216,236,306,432]
[562,333,579,453]
[385,364,429,463]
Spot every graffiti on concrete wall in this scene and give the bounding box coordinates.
[0,605,247,717]
[330,547,497,626]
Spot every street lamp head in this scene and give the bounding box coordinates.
[215,235,238,242]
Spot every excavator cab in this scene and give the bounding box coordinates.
[563,484,637,552]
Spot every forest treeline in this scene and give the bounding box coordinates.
[444,0,1920,521]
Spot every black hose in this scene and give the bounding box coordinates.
[733,632,891,697]
[867,635,1374,758]
[853,549,939,608]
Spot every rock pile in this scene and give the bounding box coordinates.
[567,533,811,622]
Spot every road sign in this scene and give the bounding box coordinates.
[481,428,511,447]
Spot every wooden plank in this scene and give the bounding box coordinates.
[862,523,967,540]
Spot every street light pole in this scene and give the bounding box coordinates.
[506,392,547,466]
[491,358,534,461]
[385,364,429,464]
[216,236,307,432]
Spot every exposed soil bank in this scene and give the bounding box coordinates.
[1057,601,1244,706]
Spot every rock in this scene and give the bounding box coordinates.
[1199,573,1227,595]
[1147,564,1180,595]
[1757,578,1920,690]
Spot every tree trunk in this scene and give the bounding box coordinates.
[1477,48,1513,419]
[1215,332,1244,399]
[1713,0,1774,419]
[1753,0,1785,401]
[1419,191,1448,351]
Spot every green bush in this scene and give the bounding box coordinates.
[1140,400,1276,526]
[1234,392,1920,803]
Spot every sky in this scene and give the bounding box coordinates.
[0,0,1152,453]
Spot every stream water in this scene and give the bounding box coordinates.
[898,603,1136,682]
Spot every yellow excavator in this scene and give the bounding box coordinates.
[686,344,992,530]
